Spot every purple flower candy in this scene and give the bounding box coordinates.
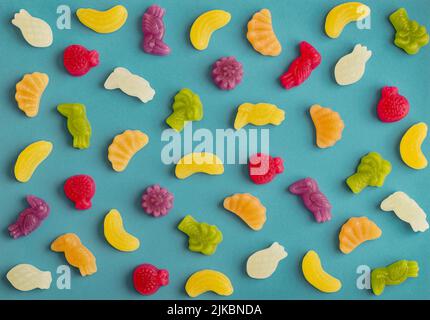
[141,185,174,217]
[212,56,243,90]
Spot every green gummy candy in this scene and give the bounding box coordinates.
[371,260,419,296]
[346,152,391,194]
[178,215,222,255]
[389,8,429,55]
[57,103,92,149]
[166,88,203,132]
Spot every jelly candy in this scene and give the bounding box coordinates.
[133,264,169,295]
[178,215,223,255]
[51,233,97,276]
[377,86,409,123]
[7,264,51,291]
[63,45,99,77]
[166,88,203,132]
[108,130,149,172]
[190,10,231,50]
[12,9,53,47]
[141,184,174,217]
[389,8,429,55]
[142,5,170,56]
[371,260,419,296]
[325,2,371,39]
[246,242,288,279]
[289,178,332,223]
[57,103,92,149]
[175,152,224,179]
[76,5,128,34]
[248,153,284,184]
[223,193,266,231]
[346,152,391,194]
[246,9,282,56]
[104,67,155,103]
[212,57,243,90]
[280,41,321,90]
[234,103,285,130]
[8,195,50,239]
[14,140,52,183]
[400,122,428,170]
[334,44,372,86]
[104,209,140,252]
[15,72,49,117]
[185,269,233,298]
[380,191,429,232]
[339,217,381,254]
[309,105,344,148]
[64,175,95,210]
[302,250,342,293]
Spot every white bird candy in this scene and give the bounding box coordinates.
[7,264,52,291]
[246,242,288,279]
[104,67,155,103]
[334,44,372,86]
[12,9,53,48]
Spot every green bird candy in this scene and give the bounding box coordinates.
[165,88,203,132]
[57,103,92,149]
[178,215,222,255]
[371,260,419,296]
[346,152,391,194]
[389,8,429,55]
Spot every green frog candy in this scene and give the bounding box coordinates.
[57,103,92,149]
[178,215,222,255]
[346,152,391,194]
[166,88,203,132]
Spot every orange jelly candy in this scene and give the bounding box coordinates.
[223,193,266,230]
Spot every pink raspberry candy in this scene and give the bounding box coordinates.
[212,56,243,90]
[141,184,174,217]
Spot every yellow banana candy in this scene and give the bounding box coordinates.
[325,2,371,39]
[104,209,140,252]
[175,152,224,179]
[400,122,428,170]
[76,5,128,34]
[302,250,342,293]
[190,10,231,50]
[14,140,53,183]
[185,269,233,298]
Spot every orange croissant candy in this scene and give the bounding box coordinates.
[223,193,266,230]
[15,72,49,117]
[51,233,97,276]
[339,217,382,254]
[246,9,282,56]
[310,104,345,148]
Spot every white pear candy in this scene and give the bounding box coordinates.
[7,264,52,291]
[380,191,429,232]
[334,44,372,86]
[12,9,53,48]
[104,67,155,103]
[246,242,288,279]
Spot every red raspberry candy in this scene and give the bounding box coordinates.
[63,44,99,76]
[377,86,409,122]
[64,175,95,210]
[133,264,169,295]
[248,153,284,184]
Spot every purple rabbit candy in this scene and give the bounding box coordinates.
[288,177,332,223]
[142,4,171,56]
[8,195,50,239]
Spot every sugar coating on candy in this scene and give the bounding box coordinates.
[142,5,170,56]
[280,41,321,90]
[64,175,95,210]
[133,264,169,295]
[8,195,50,239]
[63,45,99,77]
[377,86,409,123]
[289,178,332,223]
[211,57,243,90]
[141,184,174,217]
[248,153,283,185]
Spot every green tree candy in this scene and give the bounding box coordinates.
[390,8,429,55]
[178,215,222,255]
[57,103,92,149]
[166,88,203,132]
[346,152,391,194]
[371,260,419,296]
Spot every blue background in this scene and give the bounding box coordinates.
[0,0,429,300]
